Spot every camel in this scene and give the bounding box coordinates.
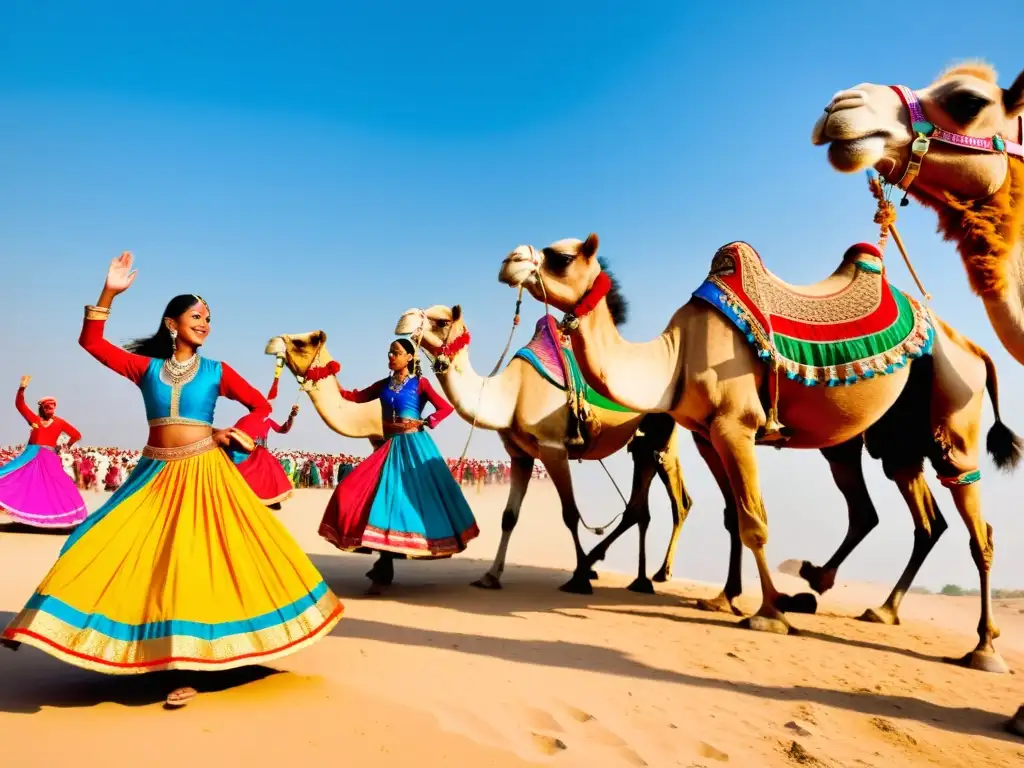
[264,332,384,448]
[497,233,1019,673]
[269,322,692,595]
[812,62,1024,365]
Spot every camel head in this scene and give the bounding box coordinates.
[499,233,628,326]
[264,330,331,383]
[395,305,468,373]
[812,62,1024,201]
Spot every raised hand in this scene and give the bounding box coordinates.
[104,251,138,295]
[19,375,31,389]
[290,404,300,417]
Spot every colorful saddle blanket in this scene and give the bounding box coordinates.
[692,241,933,386]
[512,315,632,413]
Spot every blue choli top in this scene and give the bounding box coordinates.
[380,376,424,421]
[141,357,223,427]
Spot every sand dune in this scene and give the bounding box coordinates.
[1,485,1022,767]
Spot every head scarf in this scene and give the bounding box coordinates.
[37,396,57,409]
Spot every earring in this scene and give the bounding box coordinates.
[169,329,178,351]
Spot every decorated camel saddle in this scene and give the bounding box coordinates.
[513,315,632,449]
[693,241,933,386]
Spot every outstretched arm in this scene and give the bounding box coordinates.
[271,405,300,434]
[305,363,385,404]
[80,252,150,384]
[340,379,385,404]
[419,378,453,429]
[15,382,37,426]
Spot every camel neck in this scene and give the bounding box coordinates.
[571,299,684,414]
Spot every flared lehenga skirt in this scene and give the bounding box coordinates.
[1,438,343,674]
[319,430,479,558]
[0,445,87,528]
[231,446,294,506]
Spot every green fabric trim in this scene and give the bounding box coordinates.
[514,346,634,413]
[772,288,918,368]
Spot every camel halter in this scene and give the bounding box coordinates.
[409,290,525,474]
[886,84,1024,202]
[515,246,639,531]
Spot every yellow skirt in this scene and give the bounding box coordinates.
[1,439,343,674]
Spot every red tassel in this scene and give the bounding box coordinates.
[267,377,279,401]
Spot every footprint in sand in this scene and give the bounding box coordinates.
[531,733,567,755]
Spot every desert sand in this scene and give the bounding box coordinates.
[1,485,1022,768]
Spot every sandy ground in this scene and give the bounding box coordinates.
[1,485,1023,768]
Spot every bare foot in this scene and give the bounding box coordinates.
[165,687,197,708]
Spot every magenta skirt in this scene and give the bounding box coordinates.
[0,446,87,528]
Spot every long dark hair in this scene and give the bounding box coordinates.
[125,294,209,359]
[394,338,421,376]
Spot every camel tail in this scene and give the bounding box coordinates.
[936,316,1023,472]
[977,338,1023,472]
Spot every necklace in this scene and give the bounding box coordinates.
[162,353,200,387]
[388,373,411,393]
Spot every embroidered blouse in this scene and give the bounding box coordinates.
[15,388,81,448]
[340,375,453,428]
[79,315,271,439]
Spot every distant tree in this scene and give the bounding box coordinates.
[940,584,965,596]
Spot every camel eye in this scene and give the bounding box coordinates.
[293,340,306,350]
[436,319,450,328]
[942,90,991,125]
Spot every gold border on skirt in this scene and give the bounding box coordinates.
[141,436,216,461]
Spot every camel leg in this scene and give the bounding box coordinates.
[798,438,878,597]
[539,449,593,595]
[581,453,657,594]
[944,481,1007,673]
[651,425,693,583]
[710,418,797,635]
[691,433,743,616]
[471,455,534,590]
[860,464,947,626]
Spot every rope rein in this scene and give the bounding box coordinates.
[530,258,629,536]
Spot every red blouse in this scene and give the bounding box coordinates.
[16,388,81,448]
[78,316,272,439]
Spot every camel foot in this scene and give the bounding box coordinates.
[1006,705,1024,737]
[626,577,655,595]
[946,648,1009,674]
[739,607,794,635]
[165,687,197,709]
[651,565,671,583]
[365,582,389,596]
[775,592,818,615]
[798,561,836,594]
[695,593,742,616]
[470,574,503,590]
[559,573,594,595]
[858,606,900,626]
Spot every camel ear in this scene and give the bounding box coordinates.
[1003,68,1024,115]
[452,305,462,322]
[581,233,600,262]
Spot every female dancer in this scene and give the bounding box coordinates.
[0,377,87,528]
[311,338,478,592]
[228,363,300,509]
[2,252,343,708]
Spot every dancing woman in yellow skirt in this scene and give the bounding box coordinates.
[2,252,344,707]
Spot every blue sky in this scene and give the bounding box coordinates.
[1,3,1021,589]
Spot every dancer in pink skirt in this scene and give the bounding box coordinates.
[0,376,88,528]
